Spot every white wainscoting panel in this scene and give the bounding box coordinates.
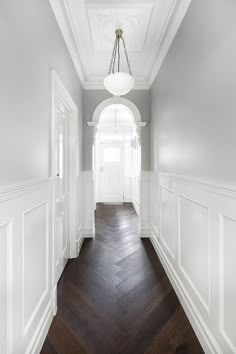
[139,171,151,237]
[23,202,49,337]
[220,214,236,353]
[0,179,53,353]
[76,173,84,253]
[179,196,210,313]
[0,220,12,354]
[132,175,140,215]
[160,186,176,258]
[83,171,95,238]
[150,172,236,353]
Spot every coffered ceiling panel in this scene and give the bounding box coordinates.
[87,4,153,51]
[49,0,192,89]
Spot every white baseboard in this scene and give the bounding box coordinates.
[140,226,150,238]
[82,228,95,238]
[26,302,53,354]
[77,236,84,253]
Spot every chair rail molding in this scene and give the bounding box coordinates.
[150,171,236,353]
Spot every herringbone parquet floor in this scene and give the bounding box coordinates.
[41,203,204,354]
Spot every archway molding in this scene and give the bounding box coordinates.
[87,96,147,128]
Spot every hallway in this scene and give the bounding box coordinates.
[41,204,203,354]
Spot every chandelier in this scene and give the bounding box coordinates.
[104,29,135,96]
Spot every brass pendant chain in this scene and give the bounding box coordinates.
[107,29,132,76]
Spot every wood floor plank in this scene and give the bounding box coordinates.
[41,203,204,354]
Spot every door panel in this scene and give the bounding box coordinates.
[55,104,70,281]
[99,143,124,202]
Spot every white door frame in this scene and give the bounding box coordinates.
[51,71,78,310]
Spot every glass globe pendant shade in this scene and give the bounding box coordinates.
[104,72,135,96]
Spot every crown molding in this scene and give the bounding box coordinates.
[147,0,193,86]
[49,0,192,90]
[49,0,87,85]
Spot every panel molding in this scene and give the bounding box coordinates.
[22,201,49,337]
[140,171,151,237]
[178,195,210,314]
[82,171,95,238]
[150,235,222,354]
[0,220,12,354]
[159,186,176,259]
[219,214,236,353]
[150,171,236,353]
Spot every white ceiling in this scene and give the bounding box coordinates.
[49,0,192,89]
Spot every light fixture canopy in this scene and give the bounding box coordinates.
[104,29,135,96]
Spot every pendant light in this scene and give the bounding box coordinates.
[104,29,135,96]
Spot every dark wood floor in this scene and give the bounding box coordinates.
[41,203,204,354]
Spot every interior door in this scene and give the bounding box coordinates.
[99,143,124,202]
[55,104,70,281]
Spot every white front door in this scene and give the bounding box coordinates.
[99,143,124,202]
[55,104,70,281]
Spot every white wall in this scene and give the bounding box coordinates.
[150,0,236,186]
[150,0,236,352]
[0,0,83,187]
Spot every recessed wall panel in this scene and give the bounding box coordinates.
[0,221,11,353]
[23,202,48,333]
[160,187,175,257]
[179,196,210,311]
[220,215,236,352]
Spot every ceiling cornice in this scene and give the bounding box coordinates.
[49,0,192,90]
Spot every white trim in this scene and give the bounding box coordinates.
[0,178,52,203]
[49,0,86,85]
[89,96,144,125]
[51,70,79,274]
[147,0,192,85]
[158,172,236,198]
[25,301,53,354]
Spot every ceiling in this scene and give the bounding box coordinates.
[49,0,192,89]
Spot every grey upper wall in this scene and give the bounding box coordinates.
[150,0,236,185]
[0,0,83,187]
[83,89,150,171]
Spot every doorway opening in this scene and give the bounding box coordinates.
[94,103,141,215]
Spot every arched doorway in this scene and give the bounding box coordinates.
[87,96,146,216]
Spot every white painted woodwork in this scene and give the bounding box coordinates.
[49,0,192,89]
[150,172,236,353]
[139,171,151,237]
[55,105,70,281]
[83,171,95,238]
[51,71,81,282]
[0,179,53,353]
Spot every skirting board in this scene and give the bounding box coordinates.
[26,302,53,354]
[150,232,221,354]
[82,228,95,238]
[77,237,84,254]
[140,226,150,238]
